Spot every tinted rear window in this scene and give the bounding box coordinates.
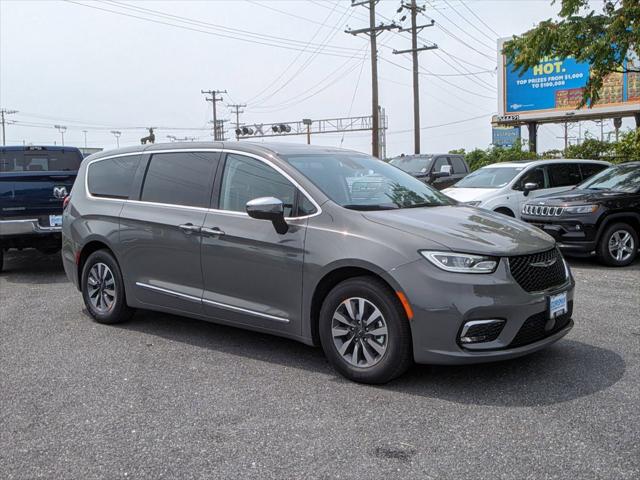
[579,163,608,180]
[140,152,217,208]
[88,155,142,199]
[0,150,82,172]
[450,156,467,174]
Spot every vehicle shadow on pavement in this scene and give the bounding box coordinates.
[388,340,625,406]
[1,250,68,283]
[122,309,624,407]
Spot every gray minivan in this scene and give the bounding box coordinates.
[62,142,575,384]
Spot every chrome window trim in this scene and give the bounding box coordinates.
[84,148,322,219]
[135,281,289,323]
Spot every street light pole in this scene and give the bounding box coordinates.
[110,130,122,148]
[54,125,67,146]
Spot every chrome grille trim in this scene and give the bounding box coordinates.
[522,204,565,216]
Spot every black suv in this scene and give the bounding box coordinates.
[388,153,468,190]
[521,161,640,266]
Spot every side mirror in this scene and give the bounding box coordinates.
[523,182,538,196]
[246,197,288,234]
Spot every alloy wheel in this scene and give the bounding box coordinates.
[608,230,635,262]
[87,262,116,313]
[331,297,388,368]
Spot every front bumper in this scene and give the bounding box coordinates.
[390,256,575,365]
[0,218,61,236]
[521,215,598,254]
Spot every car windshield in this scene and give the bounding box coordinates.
[389,155,432,174]
[282,152,454,210]
[453,166,524,188]
[578,164,640,193]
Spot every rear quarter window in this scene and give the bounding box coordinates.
[88,155,142,199]
[548,163,582,187]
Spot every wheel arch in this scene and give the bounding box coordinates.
[595,212,640,245]
[307,262,404,347]
[493,206,516,217]
[77,238,119,289]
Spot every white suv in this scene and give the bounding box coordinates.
[442,159,610,218]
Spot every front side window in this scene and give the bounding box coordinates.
[432,157,449,173]
[282,152,453,210]
[219,154,296,216]
[389,155,431,174]
[88,155,141,199]
[548,163,581,187]
[454,166,524,189]
[518,166,547,189]
[141,152,217,208]
[578,164,640,193]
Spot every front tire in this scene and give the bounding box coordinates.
[81,249,134,324]
[597,223,638,267]
[319,277,413,384]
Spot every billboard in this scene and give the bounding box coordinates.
[492,126,521,146]
[497,38,640,122]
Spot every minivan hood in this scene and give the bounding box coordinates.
[363,205,554,256]
[442,187,497,203]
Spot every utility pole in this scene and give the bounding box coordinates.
[54,125,67,146]
[228,104,246,140]
[110,130,121,148]
[393,0,436,154]
[82,130,88,150]
[563,122,568,152]
[201,89,227,141]
[1,109,18,146]
[347,1,399,158]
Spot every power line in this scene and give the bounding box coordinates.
[459,0,501,37]
[441,0,497,44]
[64,0,364,59]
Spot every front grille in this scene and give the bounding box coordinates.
[522,204,565,216]
[508,248,567,292]
[508,301,573,348]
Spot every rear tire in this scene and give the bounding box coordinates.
[81,249,134,324]
[319,276,413,384]
[597,223,638,267]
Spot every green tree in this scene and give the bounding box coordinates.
[613,129,640,161]
[502,0,640,105]
[565,138,614,159]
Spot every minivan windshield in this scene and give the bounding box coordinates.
[578,164,640,193]
[388,155,432,174]
[453,166,524,188]
[282,153,454,210]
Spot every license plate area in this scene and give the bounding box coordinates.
[548,291,568,319]
[49,215,63,227]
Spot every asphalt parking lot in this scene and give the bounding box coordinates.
[1,250,638,480]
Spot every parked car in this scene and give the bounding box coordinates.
[521,161,640,266]
[388,153,469,189]
[442,159,610,219]
[0,145,83,271]
[63,142,574,384]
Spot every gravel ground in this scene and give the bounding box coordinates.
[1,249,638,479]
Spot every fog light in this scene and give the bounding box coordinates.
[459,319,505,344]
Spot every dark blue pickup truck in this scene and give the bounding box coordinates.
[0,146,83,271]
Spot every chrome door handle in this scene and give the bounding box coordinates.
[201,226,225,237]
[178,223,201,234]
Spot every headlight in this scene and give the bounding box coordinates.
[562,204,599,214]
[420,251,498,273]
[465,201,481,207]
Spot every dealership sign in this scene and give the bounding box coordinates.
[498,38,640,122]
[492,126,521,146]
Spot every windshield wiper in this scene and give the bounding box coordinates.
[342,204,398,211]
